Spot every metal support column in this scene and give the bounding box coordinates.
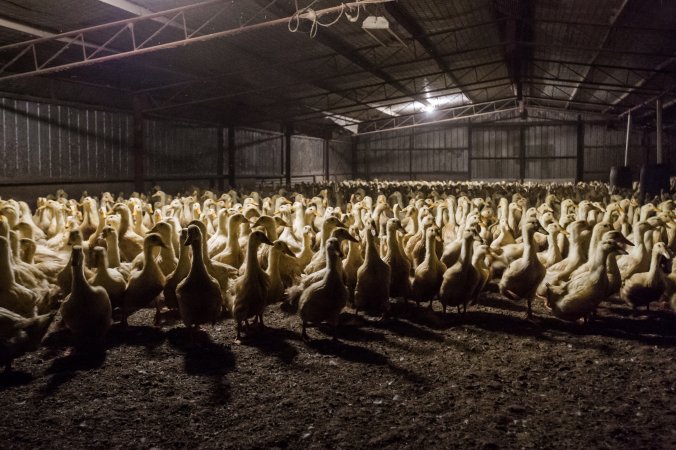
[132,96,144,193]
[351,136,358,179]
[657,98,663,164]
[624,111,631,166]
[519,123,526,182]
[576,115,584,183]
[216,126,224,191]
[323,139,330,182]
[409,129,414,181]
[227,126,236,189]
[284,125,292,188]
[466,124,472,180]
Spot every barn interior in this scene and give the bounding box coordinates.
[0,1,675,448]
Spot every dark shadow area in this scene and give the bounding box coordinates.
[106,324,167,350]
[40,350,107,397]
[373,317,446,343]
[538,311,676,347]
[477,294,530,313]
[245,326,300,365]
[306,337,389,365]
[462,310,552,340]
[0,370,34,390]
[166,327,236,405]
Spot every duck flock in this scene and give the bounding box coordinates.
[1,180,675,371]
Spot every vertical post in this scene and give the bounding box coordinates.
[323,138,330,182]
[284,125,292,188]
[576,115,584,183]
[466,123,472,180]
[409,128,414,180]
[227,126,236,189]
[624,110,631,166]
[351,136,358,179]
[656,97,663,165]
[216,126,224,191]
[132,96,144,194]
[519,123,526,182]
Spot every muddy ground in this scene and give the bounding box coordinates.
[0,291,675,449]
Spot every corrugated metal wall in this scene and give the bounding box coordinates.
[357,126,468,180]
[328,137,352,180]
[470,126,520,180]
[524,124,577,181]
[358,122,674,182]
[0,97,133,182]
[2,95,673,199]
[144,119,217,178]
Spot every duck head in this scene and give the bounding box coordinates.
[331,227,359,243]
[249,230,274,247]
[652,242,672,260]
[145,233,168,249]
[272,240,296,257]
[184,224,203,246]
[70,245,84,267]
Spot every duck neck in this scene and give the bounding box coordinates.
[365,232,379,263]
[591,246,610,271]
[267,250,281,280]
[245,240,263,275]
[0,246,15,286]
[118,207,131,235]
[648,250,662,278]
[266,222,279,241]
[460,235,473,265]
[226,217,240,248]
[523,230,537,258]
[216,213,229,237]
[71,258,90,296]
[546,232,561,260]
[143,243,159,272]
[189,239,209,278]
[320,223,335,248]
[425,234,438,263]
[106,236,121,268]
[386,227,401,257]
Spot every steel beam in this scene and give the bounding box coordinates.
[603,54,676,113]
[357,98,519,135]
[0,16,197,83]
[251,0,430,109]
[0,0,393,82]
[566,0,628,108]
[384,2,479,103]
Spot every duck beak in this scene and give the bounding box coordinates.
[615,245,628,256]
[346,232,359,243]
[261,235,274,246]
[615,233,634,247]
[661,249,672,260]
[283,246,295,257]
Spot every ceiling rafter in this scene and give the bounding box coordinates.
[383,2,479,104]
[250,0,432,109]
[565,0,629,108]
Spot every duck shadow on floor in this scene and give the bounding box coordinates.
[0,370,34,390]
[166,327,236,405]
[239,325,301,365]
[38,348,107,398]
[305,328,430,386]
[539,311,676,347]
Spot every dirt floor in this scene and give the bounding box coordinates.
[1,289,675,449]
